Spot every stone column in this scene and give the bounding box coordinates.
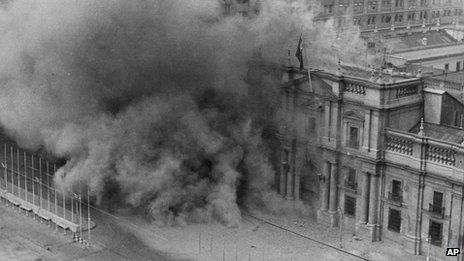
[359,172,370,224]
[279,151,286,196]
[286,151,294,200]
[329,163,338,212]
[320,161,330,211]
[368,174,379,225]
[324,102,331,139]
[294,168,301,201]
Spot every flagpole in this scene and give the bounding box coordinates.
[71,184,74,223]
[46,160,49,212]
[302,34,313,92]
[79,181,83,242]
[32,155,35,211]
[3,144,6,193]
[61,164,65,219]
[24,151,27,203]
[87,180,90,247]
[39,158,42,209]
[10,147,13,196]
[16,148,19,199]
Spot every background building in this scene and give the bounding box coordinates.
[317,0,464,33]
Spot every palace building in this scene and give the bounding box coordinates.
[268,61,464,260]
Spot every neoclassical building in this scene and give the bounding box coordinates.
[270,61,464,260]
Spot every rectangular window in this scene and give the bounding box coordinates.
[345,167,357,191]
[388,208,401,232]
[445,63,450,70]
[457,61,461,71]
[429,221,443,246]
[307,117,316,134]
[433,191,443,209]
[392,180,402,195]
[347,168,356,185]
[348,126,359,149]
[433,191,443,208]
[344,195,356,216]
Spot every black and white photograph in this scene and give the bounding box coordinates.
[0,0,463,260]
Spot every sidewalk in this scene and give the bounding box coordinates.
[247,209,426,261]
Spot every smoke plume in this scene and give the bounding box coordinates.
[0,0,372,225]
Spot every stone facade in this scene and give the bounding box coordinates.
[317,0,464,32]
[275,64,464,260]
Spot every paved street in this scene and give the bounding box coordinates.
[0,202,177,260]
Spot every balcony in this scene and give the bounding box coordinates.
[388,192,403,206]
[430,238,442,247]
[344,181,358,194]
[428,204,445,219]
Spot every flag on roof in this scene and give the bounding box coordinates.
[295,34,304,70]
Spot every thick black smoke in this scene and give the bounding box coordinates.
[0,0,372,225]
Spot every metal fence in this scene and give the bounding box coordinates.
[0,143,93,247]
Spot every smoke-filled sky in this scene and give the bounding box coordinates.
[0,0,370,225]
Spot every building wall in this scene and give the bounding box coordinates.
[319,0,464,31]
[424,90,443,124]
[441,92,464,127]
[388,104,422,131]
[276,66,464,260]
[419,55,464,72]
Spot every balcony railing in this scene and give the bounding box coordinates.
[386,134,413,156]
[428,204,445,219]
[344,181,358,194]
[426,145,456,166]
[385,129,462,170]
[430,237,443,247]
[388,192,403,203]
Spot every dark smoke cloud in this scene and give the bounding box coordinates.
[0,0,372,225]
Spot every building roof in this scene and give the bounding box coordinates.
[427,69,464,84]
[392,43,464,62]
[383,30,457,53]
[410,121,464,144]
